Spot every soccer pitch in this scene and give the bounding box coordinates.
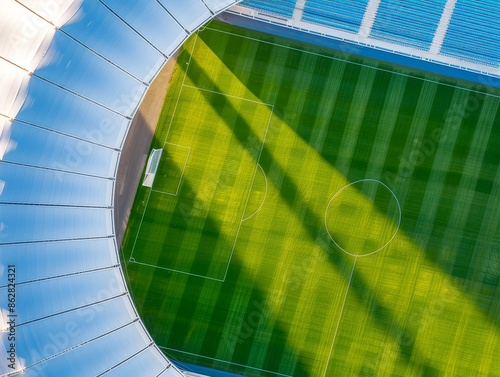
[122,21,500,377]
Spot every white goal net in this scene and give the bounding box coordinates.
[142,148,163,187]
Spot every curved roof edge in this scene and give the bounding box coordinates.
[0,1,240,376]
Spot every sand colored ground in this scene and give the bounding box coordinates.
[114,54,178,248]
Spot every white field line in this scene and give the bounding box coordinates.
[128,34,199,264]
[163,33,199,147]
[203,27,500,99]
[322,257,358,377]
[183,84,274,106]
[159,346,293,377]
[152,145,191,196]
[133,82,273,281]
[129,189,152,262]
[128,260,224,282]
[151,189,177,196]
[175,146,189,196]
[324,179,402,257]
[221,106,273,282]
[241,163,269,222]
[165,142,192,149]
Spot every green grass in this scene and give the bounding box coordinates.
[122,21,500,377]
[129,86,271,280]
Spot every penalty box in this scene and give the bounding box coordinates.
[130,86,272,281]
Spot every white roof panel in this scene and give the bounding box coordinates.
[99,0,188,55]
[17,0,84,27]
[100,346,170,377]
[62,0,164,82]
[0,0,241,375]
[0,0,56,71]
[0,268,126,325]
[30,322,151,377]
[0,163,114,206]
[0,238,117,285]
[0,205,113,243]
[2,122,118,178]
[35,32,147,116]
[0,59,29,118]
[17,76,128,149]
[15,296,137,365]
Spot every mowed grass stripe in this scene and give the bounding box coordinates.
[277,51,321,135]
[411,88,471,265]
[294,55,339,145]
[184,278,231,356]
[440,91,489,278]
[446,95,498,267]
[378,76,423,184]
[228,224,297,374]
[237,188,329,375]
[468,106,500,282]
[307,58,347,153]
[396,83,457,219]
[365,73,408,180]
[321,62,362,163]
[471,164,500,374]
[390,81,438,208]
[244,41,284,104]
[336,66,377,177]
[349,68,393,179]
[264,217,324,374]
[238,207,297,372]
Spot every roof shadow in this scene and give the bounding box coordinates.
[180,50,448,374]
[198,23,500,332]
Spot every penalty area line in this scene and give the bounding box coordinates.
[221,106,273,282]
[241,163,268,222]
[183,84,274,107]
[163,33,199,147]
[128,260,224,282]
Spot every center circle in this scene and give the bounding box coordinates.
[324,179,401,257]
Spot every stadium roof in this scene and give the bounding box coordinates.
[0,1,239,376]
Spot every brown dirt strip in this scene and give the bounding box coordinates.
[114,53,178,249]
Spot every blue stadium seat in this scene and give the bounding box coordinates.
[441,0,500,67]
[371,0,447,50]
[302,0,370,33]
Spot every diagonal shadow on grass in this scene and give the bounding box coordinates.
[184,53,444,375]
[121,110,311,377]
[199,24,500,333]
